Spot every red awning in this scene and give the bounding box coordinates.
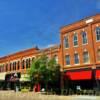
[96,70,100,79]
[66,70,92,80]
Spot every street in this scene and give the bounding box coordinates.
[0,91,100,100]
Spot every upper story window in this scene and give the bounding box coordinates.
[22,60,25,69]
[5,64,8,72]
[96,27,100,41]
[73,33,78,46]
[65,55,70,65]
[10,63,12,71]
[29,58,31,68]
[26,59,28,69]
[74,53,79,64]
[64,36,69,48]
[98,49,100,61]
[82,31,88,44]
[83,51,90,63]
[17,61,20,70]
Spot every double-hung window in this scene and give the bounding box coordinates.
[82,31,88,44]
[65,55,70,65]
[96,27,100,41]
[73,33,78,46]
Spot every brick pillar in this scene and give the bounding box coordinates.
[20,59,22,70]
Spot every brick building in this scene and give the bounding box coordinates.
[0,45,61,90]
[60,14,100,90]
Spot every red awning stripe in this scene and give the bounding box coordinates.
[66,70,92,80]
[96,70,100,79]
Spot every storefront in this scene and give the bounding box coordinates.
[64,68,93,91]
[5,72,21,90]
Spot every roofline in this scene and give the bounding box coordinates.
[0,47,39,59]
[60,13,100,31]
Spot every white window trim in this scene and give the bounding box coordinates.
[73,33,78,47]
[64,35,69,49]
[65,55,70,66]
[82,31,88,45]
[74,53,80,65]
[95,26,100,42]
[83,51,90,64]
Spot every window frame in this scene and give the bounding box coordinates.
[64,35,69,48]
[74,53,79,64]
[83,51,90,64]
[73,33,78,47]
[96,27,100,42]
[82,31,88,45]
[65,55,70,65]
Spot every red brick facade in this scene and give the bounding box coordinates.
[0,45,61,74]
[60,14,100,71]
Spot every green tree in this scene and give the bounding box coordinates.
[29,54,60,91]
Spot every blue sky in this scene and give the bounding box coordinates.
[0,0,100,57]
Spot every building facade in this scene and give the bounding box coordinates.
[60,14,100,90]
[0,45,61,90]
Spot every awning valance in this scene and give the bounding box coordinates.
[66,70,92,80]
[96,70,100,79]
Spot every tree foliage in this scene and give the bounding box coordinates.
[28,54,60,90]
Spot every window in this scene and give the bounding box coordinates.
[74,53,79,64]
[29,58,31,68]
[83,51,89,63]
[73,34,78,46]
[15,62,16,70]
[26,59,29,68]
[18,61,20,70]
[5,64,8,72]
[82,31,88,44]
[96,27,100,41]
[98,49,100,61]
[64,36,69,48]
[22,60,25,69]
[10,63,12,71]
[65,55,70,65]
[13,62,15,70]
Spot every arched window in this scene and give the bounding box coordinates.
[83,51,90,63]
[13,62,14,70]
[29,58,31,68]
[17,61,20,70]
[15,62,16,70]
[82,31,88,44]
[98,49,100,61]
[74,53,79,64]
[22,60,25,69]
[10,63,12,71]
[96,27,100,41]
[64,36,69,48]
[73,33,78,46]
[26,59,29,69]
[5,64,8,72]
[65,55,70,65]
